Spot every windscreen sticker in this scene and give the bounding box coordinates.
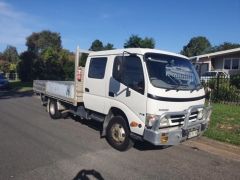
[166,65,194,82]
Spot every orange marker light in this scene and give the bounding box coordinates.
[130,121,138,127]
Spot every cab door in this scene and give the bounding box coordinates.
[109,55,147,122]
[83,57,108,113]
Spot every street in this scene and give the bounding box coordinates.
[0,93,239,180]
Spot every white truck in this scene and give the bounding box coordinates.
[34,47,212,151]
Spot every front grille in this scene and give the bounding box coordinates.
[189,111,198,121]
[170,114,185,126]
[169,111,199,126]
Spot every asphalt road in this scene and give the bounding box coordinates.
[0,92,240,180]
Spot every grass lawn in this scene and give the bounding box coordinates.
[10,81,33,92]
[204,103,240,146]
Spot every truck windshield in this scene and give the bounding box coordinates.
[145,53,201,90]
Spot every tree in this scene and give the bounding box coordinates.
[89,39,104,51]
[3,45,19,63]
[124,35,155,48]
[104,43,114,50]
[0,52,4,60]
[211,42,240,52]
[21,30,65,81]
[26,30,62,54]
[89,39,114,51]
[181,36,211,57]
[0,61,10,74]
[18,51,36,82]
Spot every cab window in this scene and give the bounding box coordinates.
[88,57,107,79]
[113,56,145,94]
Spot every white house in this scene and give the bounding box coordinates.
[190,48,240,76]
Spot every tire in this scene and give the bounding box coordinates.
[48,100,61,119]
[106,116,133,151]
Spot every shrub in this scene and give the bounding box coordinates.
[211,85,240,102]
[230,75,240,89]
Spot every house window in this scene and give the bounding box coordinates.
[232,59,239,69]
[223,58,240,70]
[224,59,231,69]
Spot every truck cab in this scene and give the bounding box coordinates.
[83,48,211,150]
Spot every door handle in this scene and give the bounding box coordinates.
[109,92,115,97]
[126,88,131,97]
[85,88,89,92]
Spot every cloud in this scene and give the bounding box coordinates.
[0,1,32,50]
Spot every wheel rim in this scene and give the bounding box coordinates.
[111,123,126,143]
[49,103,55,115]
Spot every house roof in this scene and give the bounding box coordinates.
[189,47,240,60]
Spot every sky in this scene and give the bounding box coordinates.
[0,0,240,53]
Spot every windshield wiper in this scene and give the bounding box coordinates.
[166,74,181,90]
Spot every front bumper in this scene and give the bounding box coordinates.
[143,105,212,146]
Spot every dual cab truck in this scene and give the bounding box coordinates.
[34,47,212,151]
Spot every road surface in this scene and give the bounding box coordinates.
[0,92,239,180]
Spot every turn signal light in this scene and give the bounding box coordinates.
[130,121,138,127]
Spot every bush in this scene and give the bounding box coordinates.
[211,84,240,102]
[230,75,240,89]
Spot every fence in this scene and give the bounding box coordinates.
[201,75,240,104]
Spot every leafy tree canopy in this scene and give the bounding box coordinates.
[124,35,155,48]
[89,39,114,51]
[18,51,36,82]
[26,30,62,54]
[181,36,211,57]
[211,42,240,52]
[89,39,104,51]
[3,45,19,63]
[104,43,114,50]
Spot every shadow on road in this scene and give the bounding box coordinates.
[70,115,171,151]
[134,141,171,151]
[0,90,33,100]
[73,169,104,180]
[71,115,103,134]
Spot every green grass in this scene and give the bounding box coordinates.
[204,103,240,146]
[10,81,33,92]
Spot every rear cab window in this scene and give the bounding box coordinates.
[88,57,107,79]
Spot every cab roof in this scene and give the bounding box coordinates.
[88,48,188,59]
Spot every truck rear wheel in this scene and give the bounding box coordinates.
[49,100,61,119]
[106,116,133,151]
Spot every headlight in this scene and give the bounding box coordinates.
[159,116,170,128]
[197,109,203,120]
[146,114,170,128]
[146,114,158,127]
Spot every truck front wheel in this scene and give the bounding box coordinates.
[106,116,133,151]
[49,100,61,119]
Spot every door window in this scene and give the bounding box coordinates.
[113,56,145,94]
[88,57,107,79]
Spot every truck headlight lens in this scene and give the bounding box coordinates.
[146,114,170,128]
[197,110,203,120]
[146,114,158,127]
[159,117,170,128]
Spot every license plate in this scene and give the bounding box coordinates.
[188,130,198,139]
